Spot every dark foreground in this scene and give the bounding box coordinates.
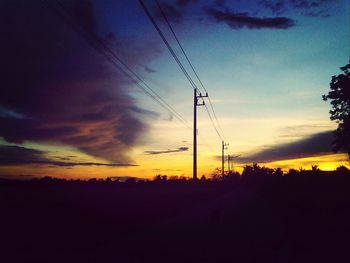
[1,176,350,263]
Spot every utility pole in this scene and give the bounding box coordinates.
[222,141,229,178]
[193,88,208,180]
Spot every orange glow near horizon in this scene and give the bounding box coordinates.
[234,153,349,173]
[0,153,348,180]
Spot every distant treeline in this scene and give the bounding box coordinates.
[1,164,349,185]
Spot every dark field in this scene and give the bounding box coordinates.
[1,176,350,263]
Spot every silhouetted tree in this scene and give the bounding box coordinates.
[153,174,167,182]
[273,167,283,176]
[336,165,350,176]
[125,177,137,183]
[177,176,188,182]
[311,165,320,172]
[323,62,350,158]
[242,165,253,176]
[210,168,222,180]
[242,163,274,177]
[200,175,207,181]
[287,168,298,176]
[88,178,98,183]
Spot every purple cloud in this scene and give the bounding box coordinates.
[144,146,189,155]
[234,131,339,163]
[176,0,197,7]
[0,0,158,163]
[143,66,157,73]
[0,145,137,167]
[204,7,296,30]
[260,0,335,17]
[259,0,287,15]
[152,0,197,23]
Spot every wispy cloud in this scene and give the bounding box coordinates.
[0,0,158,163]
[234,131,339,163]
[259,0,287,15]
[204,7,296,30]
[143,65,157,73]
[260,0,336,17]
[144,146,189,155]
[153,0,197,22]
[0,145,137,167]
[290,0,329,9]
[176,0,197,7]
[278,124,335,139]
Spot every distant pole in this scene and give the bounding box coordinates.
[222,141,224,177]
[222,141,228,178]
[228,154,230,174]
[231,156,233,173]
[193,88,208,180]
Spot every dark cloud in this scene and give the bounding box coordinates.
[176,0,197,7]
[214,0,226,8]
[129,106,160,118]
[0,145,45,165]
[154,2,182,21]
[143,66,157,73]
[260,0,335,17]
[235,131,339,163]
[53,156,72,161]
[290,0,335,17]
[153,0,197,22]
[302,10,331,17]
[163,113,174,122]
[278,124,334,139]
[49,161,137,167]
[259,0,287,15]
[204,7,296,30]
[0,145,137,167]
[0,0,157,163]
[144,146,189,155]
[290,0,325,9]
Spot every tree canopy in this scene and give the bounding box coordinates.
[323,62,350,157]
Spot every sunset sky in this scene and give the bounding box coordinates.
[0,0,349,180]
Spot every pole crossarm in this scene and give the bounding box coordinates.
[195,92,208,106]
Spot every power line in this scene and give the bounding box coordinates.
[139,0,230,179]
[53,0,190,128]
[138,0,198,91]
[155,0,227,141]
[139,0,227,144]
[140,0,223,143]
[198,131,215,153]
[204,104,223,141]
[42,0,191,130]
